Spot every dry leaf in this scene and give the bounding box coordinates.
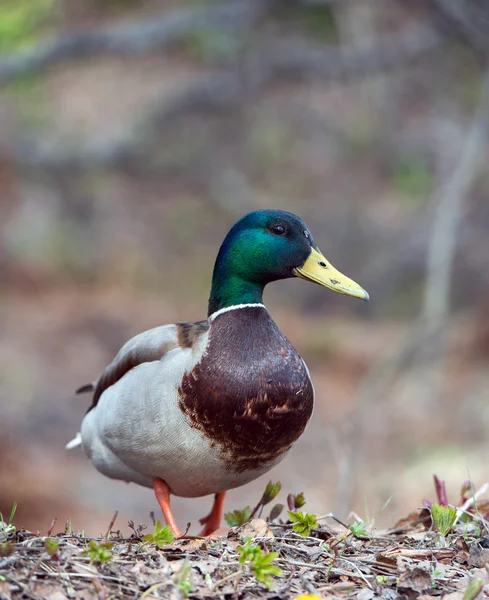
[374,553,398,571]
[357,589,375,600]
[391,509,431,532]
[238,518,274,540]
[398,566,432,592]
[467,545,489,568]
[31,584,68,600]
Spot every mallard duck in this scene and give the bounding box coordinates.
[69,209,368,536]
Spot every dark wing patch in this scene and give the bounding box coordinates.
[83,321,209,413]
[89,344,166,411]
[177,320,210,348]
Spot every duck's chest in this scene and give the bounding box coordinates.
[178,307,314,472]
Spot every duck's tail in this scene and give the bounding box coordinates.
[66,432,82,450]
[66,382,95,449]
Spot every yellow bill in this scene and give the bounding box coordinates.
[293,247,369,301]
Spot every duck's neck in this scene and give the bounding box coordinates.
[208,274,264,316]
[207,226,274,316]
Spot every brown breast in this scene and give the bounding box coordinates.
[178,306,314,473]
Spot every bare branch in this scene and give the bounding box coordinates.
[333,68,489,517]
[431,0,489,55]
[0,0,274,86]
[260,25,442,81]
[423,72,489,321]
[6,25,444,172]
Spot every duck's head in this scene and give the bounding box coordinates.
[208,209,368,315]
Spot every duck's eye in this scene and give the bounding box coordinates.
[271,224,286,235]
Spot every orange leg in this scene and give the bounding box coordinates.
[199,491,227,536]
[153,478,182,537]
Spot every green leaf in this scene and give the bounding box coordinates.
[143,520,175,548]
[349,520,371,539]
[224,506,251,527]
[174,560,194,598]
[260,481,282,506]
[293,492,306,509]
[82,540,113,563]
[431,504,457,537]
[44,538,59,557]
[288,511,318,537]
[237,538,282,591]
[8,503,17,525]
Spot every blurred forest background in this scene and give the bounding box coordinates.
[1,0,489,536]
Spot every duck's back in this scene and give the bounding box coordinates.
[81,305,314,497]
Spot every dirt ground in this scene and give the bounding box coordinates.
[2,504,489,600]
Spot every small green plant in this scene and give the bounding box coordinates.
[376,575,388,585]
[261,481,282,506]
[174,560,194,598]
[431,504,457,537]
[83,540,113,564]
[224,507,252,527]
[0,503,17,540]
[248,481,283,520]
[237,538,282,591]
[143,520,175,548]
[293,492,306,509]
[44,538,59,558]
[349,520,371,539]
[287,492,306,510]
[288,511,318,537]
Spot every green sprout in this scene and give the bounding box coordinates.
[288,511,318,537]
[0,502,17,539]
[237,538,282,591]
[248,481,283,521]
[287,492,306,510]
[143,520,175,548]
[431,504,457,537]
[82,540,113,564]
[260,481,282,506]
[224,507,252,527]
[376,575,388,585]
[44,538,59,558]
[174,560,194,598]
[349,520,371,539]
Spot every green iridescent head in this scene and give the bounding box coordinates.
[208,209,368,315]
